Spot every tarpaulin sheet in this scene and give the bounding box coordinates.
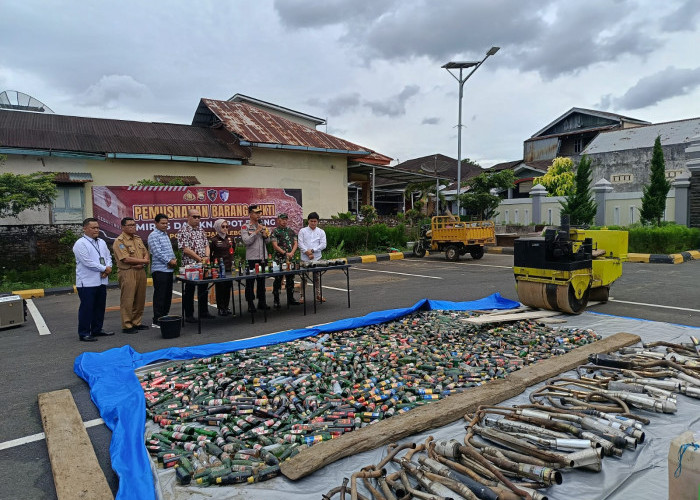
[150,312,700,500]
[73,293,519,500]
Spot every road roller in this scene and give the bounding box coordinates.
[513,216,627,314]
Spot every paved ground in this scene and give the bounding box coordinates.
[1,254,698,499]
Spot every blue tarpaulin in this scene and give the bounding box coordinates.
[74,294,519,500]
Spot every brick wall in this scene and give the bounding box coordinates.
[0,224,82,270]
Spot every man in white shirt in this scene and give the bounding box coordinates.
[297,212,327,302]
[73,218,114,342]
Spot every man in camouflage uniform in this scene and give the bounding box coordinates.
[113,217,150,333]
[270,213,300,309]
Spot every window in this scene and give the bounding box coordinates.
[52,186,85,223]
[611,174,633,183]
[504,210,509,224]
[547,209,552,225]
[574,137,583,153]
[515,209,519,224]
[629,207,635,224]
[525,209,530,225]
[614,207,620,225]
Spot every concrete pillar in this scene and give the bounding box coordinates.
[529,184,547,225]
[672,172,691,226]
[593,178,613,226]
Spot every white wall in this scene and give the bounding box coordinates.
[496,191,675,226]
[1,148,349,225]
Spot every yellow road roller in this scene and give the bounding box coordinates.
[513,216,627,314]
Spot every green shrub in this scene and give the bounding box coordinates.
[324,223,408,254]
[627,223,700,254]
[0,262,76,293]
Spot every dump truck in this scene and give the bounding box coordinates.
[412,216,496,261]
[513,215,628,314]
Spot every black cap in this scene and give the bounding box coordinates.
[278,213,288,219]
[248,204,262,213]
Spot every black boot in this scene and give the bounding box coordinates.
[247,301,257,314]
[273,293,281,310]
[288,293,301,306]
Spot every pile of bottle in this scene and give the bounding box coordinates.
[231,255,303,275]
[141,310,601,487]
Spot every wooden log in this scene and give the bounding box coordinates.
[38,389,113,500]
[465,309,563,325]
[280,331,640,481]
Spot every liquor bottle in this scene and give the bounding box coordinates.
[219,258,226,278]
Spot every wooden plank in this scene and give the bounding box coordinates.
[465,309,563,325]
[38,389,113,500]
[280,332,640,481]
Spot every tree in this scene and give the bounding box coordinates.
[404,179,450,215]
[0,158,57,218]
[640,136,671,226]
[459,169,515,220]
[559,155,597,226]
[533,157,575,196]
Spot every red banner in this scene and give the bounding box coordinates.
[92,186,303,242]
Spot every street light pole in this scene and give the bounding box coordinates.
[443,46,499,217]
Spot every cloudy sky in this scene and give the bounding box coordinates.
[1,0,699,167]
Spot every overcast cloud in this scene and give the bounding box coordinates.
[598,67,700,110]
[1,0,699,167]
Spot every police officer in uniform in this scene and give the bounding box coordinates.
[113,217,150,333]
[240,204,270,313]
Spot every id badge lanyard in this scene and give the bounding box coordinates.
[86,236,106,266]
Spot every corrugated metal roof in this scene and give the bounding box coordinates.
[394,153,483,181]
[583,117,700,154]
[0,110,250,159]
[531,107,649,138]
[50,172,93,183]
[227,94,325,126]
[195,99,378,156]
[352,151,393,166]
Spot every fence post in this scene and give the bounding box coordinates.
[672,173,691,226]
[593,178,613,226]
[529,184,547,225]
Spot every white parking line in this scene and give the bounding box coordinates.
[304,283,350,292]
[609,299,700,313]
[0,418,104,451]
[26,299,51,336]
[172,290,182,296]
[353,268,443,279]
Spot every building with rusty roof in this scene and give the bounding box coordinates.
[0,94,393,226]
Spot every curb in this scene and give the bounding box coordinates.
[13,279,151,300]
[628,250,700,264]
[485,246,514,255]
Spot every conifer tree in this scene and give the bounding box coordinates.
[640,136,670,225]
[560,155,597,225]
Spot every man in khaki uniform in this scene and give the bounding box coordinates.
[113,217,150,333]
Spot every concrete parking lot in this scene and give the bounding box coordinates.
[1,253,698,499]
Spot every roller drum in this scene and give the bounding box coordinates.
[516,281,589,315]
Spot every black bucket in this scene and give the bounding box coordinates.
[158,315,181,339]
